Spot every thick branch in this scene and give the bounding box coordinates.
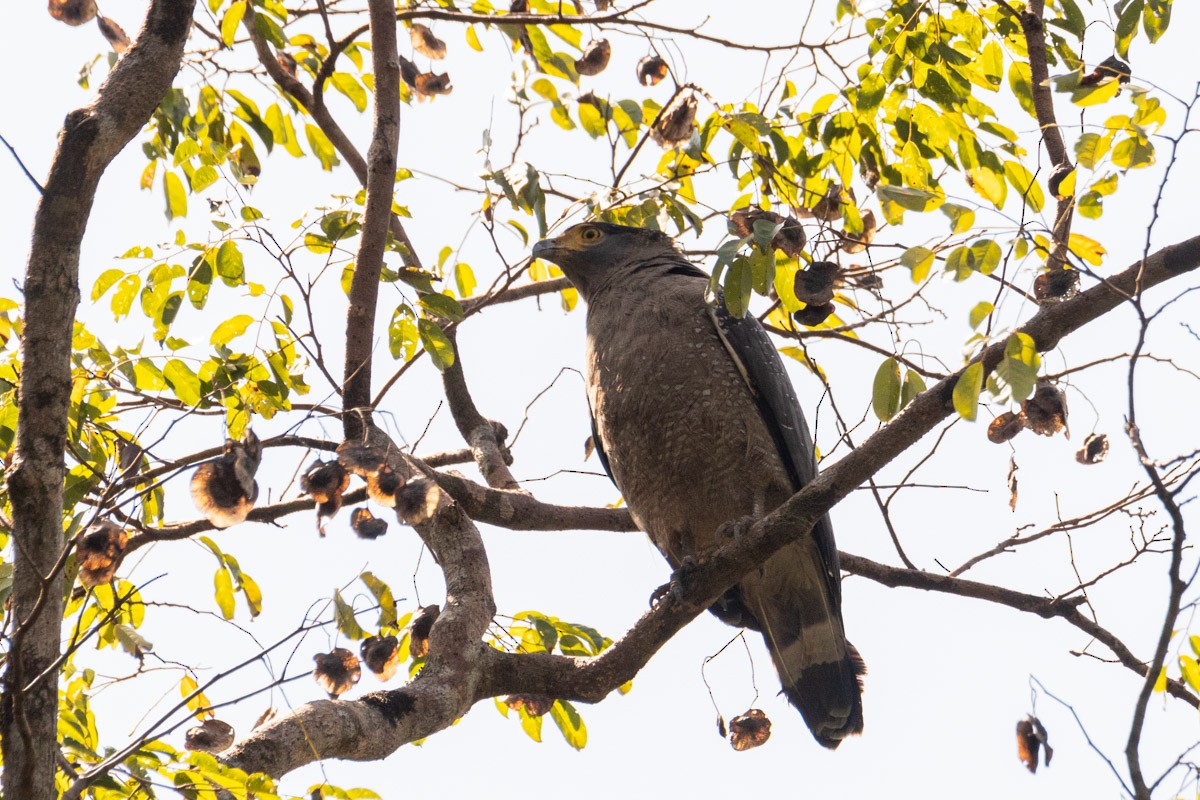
[342,1,400,438]
[5,5,196,800]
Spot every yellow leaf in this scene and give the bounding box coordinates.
[1068,233,1106,266]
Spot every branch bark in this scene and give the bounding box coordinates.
[1,4,196,799]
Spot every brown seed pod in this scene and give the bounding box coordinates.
[840,210,877,254]
[365,465,402,508]
[190,430,261,529]
[313,648,361,699]
[360,635,402,681]
[502,694,555,716]
[636,54,669,86]
[184,719,235,753]
[276,50,298,78]
[794,261,843,307]
[1033,269,1079,302]
[301,459,350,536]
[987,411,1025,444]
[413,72,453,100]
[1021,380,1069,438]
[728,209,806,258]
[350,507,389,540]
[409,604,441,658]
[1016,715,1052,773]
[575,38,611,76]
[396,478,441,526]
[650,90,698,149]
[728,709,772,751]
[97,15,130,53]
[853,271,884,290]
[1075,432,1110,465]
[792,302,836,327]
[48,0,97,26]
[1007,455,1019,511]
[76,521,129,588]
[409,23,446,59]
[252,707,277,730]
[809,185,852,222]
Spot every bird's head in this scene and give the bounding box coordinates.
[531,222,681,297]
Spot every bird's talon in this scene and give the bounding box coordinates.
[718,515,757,543]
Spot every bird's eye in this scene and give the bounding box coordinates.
[580,226,601,242]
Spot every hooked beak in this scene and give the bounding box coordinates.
[531,238,559,261]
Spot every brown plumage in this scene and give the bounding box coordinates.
[532,222,864,748]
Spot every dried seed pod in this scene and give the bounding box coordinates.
[809,185,852,222]
[1034,269,1079,302]
[409,23,446,59]
[575,38,611,76]
[792,302,835,327]
[716,714,727,739]
[1075,432,1109,465]
[313,648,361,699]
[794,262,843,307]
[399,55,421,90]
[76,521,129,588]
[252,707,277,730]
[409,604,441,658]
[1007,455,1019,512]
[396,478,441,526]
[728,209,806,258]
[190,430,261,528]
[276,50,298,78]
[853,271,883,290]
[728,709,772,751]
[636,55,669,86]
[301,459,350,536]
[650,90,698,149]
[184,719,235,753]
[96,15,131,53]
[413,72,453,99]
[1022,380,1069,438]
[987,411,1025,444]
[1079,54,1131,87]
[502,694,555,716]
[116,438,146,479]
[366,465,402,508]
[360,635,402,681]
[1015,715,1052,773]
[350,507,388,540]
[840,210,877,254]
[48,0,97,26]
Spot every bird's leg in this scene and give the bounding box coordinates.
[717,514,758,544]
[649,555,701,608]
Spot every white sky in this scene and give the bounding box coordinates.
[3,1,1200,798]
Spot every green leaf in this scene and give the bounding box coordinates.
[454,263,477,297]
[418,319,455,370]
[92,268,125,301]
[900,246,936,282]
[1116,0,1144,58]
[331,73,368,112]
[418,293,465,322]
[968,166,1007,208]
[221,0,246,46]
[1003,161,1044,212]
[214,567,235,619]
[953,362,984,421]
[549,700,587,750]
[900,370,926,409]
[871,358,902,422]
[1007,61,1035,117]
[1180,655,1200,693]
[360,571,398,629]
[163,359,202,406]
[163,171,187,219]
[994,332,1041,402]
[305,124,340,171]
[111,275,141,319]
[334,590,366,640]
[210,314,254,346]
[188,256,214,309]
[1143,0,1171,41]
[969,301,994,329]
[215,241,245,286]
[723,258,753,318]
